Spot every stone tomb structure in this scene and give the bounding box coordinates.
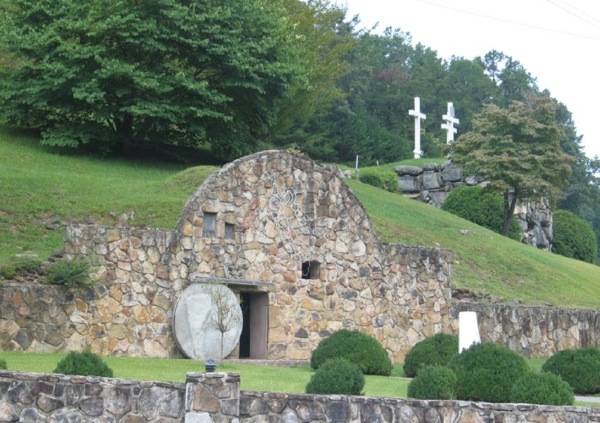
[5,150,452,361]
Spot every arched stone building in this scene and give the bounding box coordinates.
[1,150,454,362]
[169,150,453,361]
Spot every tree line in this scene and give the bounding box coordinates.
[0,0,598,260]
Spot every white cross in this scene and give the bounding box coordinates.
[409,97,426,159]
[441,102,459,144]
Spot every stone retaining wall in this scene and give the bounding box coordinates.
[3,274,600,360]
[1,370,597,422]
[453,302,600,358]
[240,391,597,422]
[395,162,553,250]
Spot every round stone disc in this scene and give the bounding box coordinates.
[173,283,243,360]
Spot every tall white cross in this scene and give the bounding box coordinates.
[409,97,426,159]
[441,102,459,144]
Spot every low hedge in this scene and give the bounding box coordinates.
[54,350,113,377]
[510,372,574,405]
[358,168,398,193]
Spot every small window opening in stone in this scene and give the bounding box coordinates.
[202,212,217,237]
[301,261,320,279]
[224,223,235,240]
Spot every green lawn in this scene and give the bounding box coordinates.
[0,127,216,261]
[0,351,408,397]
[346,179,600,308]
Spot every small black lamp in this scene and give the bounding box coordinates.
[205,359,217,372]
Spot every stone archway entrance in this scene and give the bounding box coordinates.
[239,292,268,359]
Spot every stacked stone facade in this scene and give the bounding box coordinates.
[4,277,600,361]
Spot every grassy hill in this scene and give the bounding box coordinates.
[1,127,599,308]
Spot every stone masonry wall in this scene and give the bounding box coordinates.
[1,370,597,423]
[395,161,553,250]
[0,226,183,358]
[453,302,600,358]
[0,370,187,422]
[4,275,600,360]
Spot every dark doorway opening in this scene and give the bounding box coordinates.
[239,292,268,359]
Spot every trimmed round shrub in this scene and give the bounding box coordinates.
[407,365,457,400]
[442,186,521,240]
[510,372,574,405]
[403,333,458,378]
[305,357,365,395]
[447,342,529,403]
[552,210,598,264]
[0,358,6,370]
[310,329,393,376]
[53,350,113,377]
[542,347,600,394]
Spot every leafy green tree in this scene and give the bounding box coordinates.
[448,94,575,236]
[266,0,356,144]
[0,0,305,159]
[304,27,447,164]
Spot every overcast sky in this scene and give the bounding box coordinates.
[339,0,600,159]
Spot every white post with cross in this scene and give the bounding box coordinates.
[409,97,426,159]
[441,102,459,144]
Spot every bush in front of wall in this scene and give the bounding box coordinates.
[447,342,529,403]
[305,357,365,395]
[407,365,457,400]
[403,333,459,378]
[442,186,521,240]
[510,371,574,405]
[310,329,393,376]
[0,358,7,370]
[542,347,600,394]
[552,210,598,264]
[53,350,113,377]
[44,259,90,287]
[358,168,399,193]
